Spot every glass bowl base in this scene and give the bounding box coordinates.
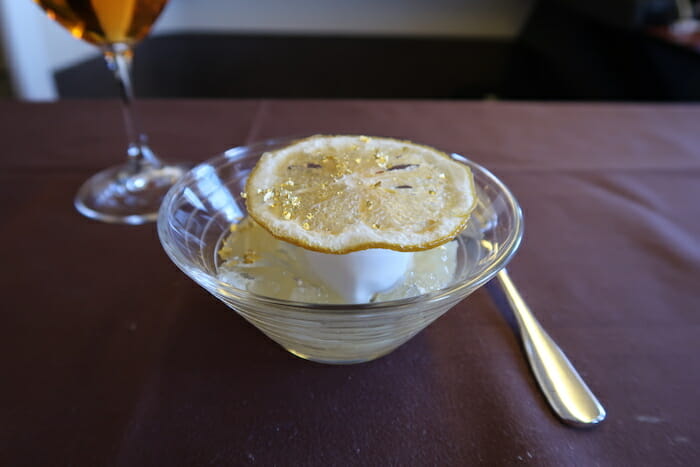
[284,346,395,365]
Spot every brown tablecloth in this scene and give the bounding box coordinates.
[1,100,699,466]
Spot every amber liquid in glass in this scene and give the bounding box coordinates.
[34,0,168,46]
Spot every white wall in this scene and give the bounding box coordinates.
[1,0,535,100]
[156,0,534,37]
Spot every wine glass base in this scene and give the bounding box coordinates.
[74,162,191,224]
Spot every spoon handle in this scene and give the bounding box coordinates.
[495,269,606,427]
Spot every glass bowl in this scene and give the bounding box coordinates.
[157,137,523,364]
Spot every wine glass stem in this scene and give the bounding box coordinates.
[103,43,160,171]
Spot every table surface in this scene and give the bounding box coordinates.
[1,100,699,466]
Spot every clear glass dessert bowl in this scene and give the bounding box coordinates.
[157,138,523,364]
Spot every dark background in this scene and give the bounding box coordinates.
[10,0,700,100]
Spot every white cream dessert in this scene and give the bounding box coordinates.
[217,217,459,304]
[303,248,412,303]
[217,135,475,305]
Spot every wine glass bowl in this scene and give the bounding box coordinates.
[34,0,189,224]
[157,138,524,364]
[33,0,169,46]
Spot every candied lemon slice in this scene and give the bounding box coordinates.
[245,135,476,254]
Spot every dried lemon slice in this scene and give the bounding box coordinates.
[245,135,476,254]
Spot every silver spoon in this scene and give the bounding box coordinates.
[494,268,606,427]
[457,164,605,427]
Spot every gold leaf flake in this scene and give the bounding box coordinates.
[243,249,258,264]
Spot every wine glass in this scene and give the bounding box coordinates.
[34,0,190,224]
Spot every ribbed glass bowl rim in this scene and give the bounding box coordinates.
[157,137,523,314]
